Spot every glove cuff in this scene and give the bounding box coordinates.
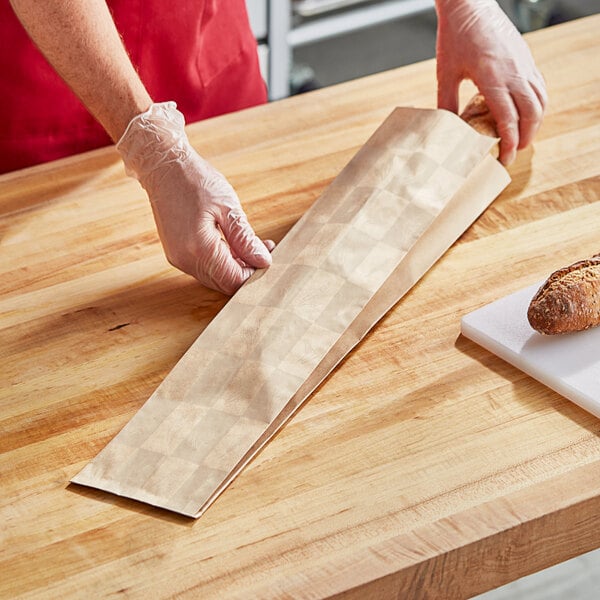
[116,101,190,181]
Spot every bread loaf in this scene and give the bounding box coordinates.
[527,254,600,334]
[460,94,500,159]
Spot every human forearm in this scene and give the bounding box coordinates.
[9,0,151,141]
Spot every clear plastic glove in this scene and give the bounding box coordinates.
[117,102,273,295]
[435,0,548,165]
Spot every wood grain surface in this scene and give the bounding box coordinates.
[2,15,600,599]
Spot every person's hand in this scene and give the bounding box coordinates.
[117,102,274,295]
[435,0,548,165]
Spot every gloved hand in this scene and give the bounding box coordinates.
[435,0,548,165]
[117,102,273,295]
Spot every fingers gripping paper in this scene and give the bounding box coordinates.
[72,108,510,517]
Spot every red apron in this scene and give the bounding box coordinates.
[0,0,267,174]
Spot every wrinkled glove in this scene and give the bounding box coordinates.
[435,0,548,165]
[117,102,273,295]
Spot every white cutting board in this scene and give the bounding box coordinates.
[460,282,600,418]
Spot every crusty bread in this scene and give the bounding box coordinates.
[460,94,498,136]
[527,254,600,334]
[460,94,500,159]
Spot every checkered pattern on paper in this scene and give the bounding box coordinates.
[72,108,496,516]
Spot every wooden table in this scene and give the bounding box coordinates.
[2,14,600,600]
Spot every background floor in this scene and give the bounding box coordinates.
[293,1,600,598]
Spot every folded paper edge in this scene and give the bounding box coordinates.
[70,109,509,518]
[192,154,511,518]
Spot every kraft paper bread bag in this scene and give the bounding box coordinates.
[72,106,510,517]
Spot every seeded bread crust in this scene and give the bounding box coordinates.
[527,254,600,334]
[460,94,499,158]
[460,94,496,135]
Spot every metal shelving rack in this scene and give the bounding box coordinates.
[267,0,435,99]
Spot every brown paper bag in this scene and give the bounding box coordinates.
[72,107,510,517]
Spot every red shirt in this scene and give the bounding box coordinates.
[0,0,267,173]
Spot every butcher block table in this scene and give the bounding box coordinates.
[2,14,600,600]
